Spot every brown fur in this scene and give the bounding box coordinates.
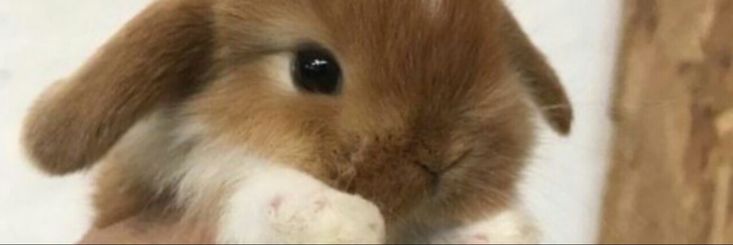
[22,0,572,242]
[22,0,215,175]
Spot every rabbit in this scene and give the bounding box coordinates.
[22,0,572,243]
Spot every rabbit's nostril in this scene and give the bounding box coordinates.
[416,161,440,177]
[444,149,472,171]
[414,161,442,195]
[414,149,473,178]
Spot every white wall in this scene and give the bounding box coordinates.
[0,1,150,243]
[0,1,620,243]
[505,1,620,243]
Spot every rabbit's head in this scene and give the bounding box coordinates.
[23,0,572,237]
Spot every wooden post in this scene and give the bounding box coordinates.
[600,0,733,243]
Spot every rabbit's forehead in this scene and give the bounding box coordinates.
[312,1,512,116]
[215,0,506,62]
[216,0,511,101]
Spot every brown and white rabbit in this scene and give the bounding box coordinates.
[22,0,572,243]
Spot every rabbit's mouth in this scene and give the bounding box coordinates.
[415,148,473,186]
[437,148,474,175]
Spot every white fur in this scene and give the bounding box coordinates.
[218,165,385,244]
[113,117,536,244]
[266,54,298,93]
[430,209,540,244]
[150,119,384,243]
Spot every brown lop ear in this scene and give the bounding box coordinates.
[22,0,215,175]
[499,6,574,135]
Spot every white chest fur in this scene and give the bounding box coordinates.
[118,117,539,244]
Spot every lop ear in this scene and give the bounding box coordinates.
[500,6,574,135]
[23,0,215,175]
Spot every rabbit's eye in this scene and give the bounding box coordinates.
[292,48,342,95]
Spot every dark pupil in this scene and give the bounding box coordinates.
[293,49,341,94]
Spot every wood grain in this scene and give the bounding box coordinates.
[600,0,733,243]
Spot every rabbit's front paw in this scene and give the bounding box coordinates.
[218,166,385,244]
[429,209,540,244]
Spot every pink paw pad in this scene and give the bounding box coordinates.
[269,195,284,212]
[466,234,490,244]
[313,198,329,213]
